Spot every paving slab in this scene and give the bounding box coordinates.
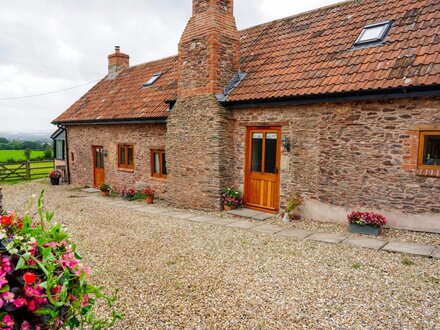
[161,211,194,220]
[276,228,314,240]
[251,224,284,235]
[306,232,346,244]
[206,218,237,226]
[432,248,440,259]
[227,208,262,218]
[187,215,218,223]
[342,237,387,250]
[81,188,100,193]
[382,241,436,257]
[252,212,274,221]
[226,221,260,229]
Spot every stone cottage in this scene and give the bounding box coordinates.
[53,0,440,232]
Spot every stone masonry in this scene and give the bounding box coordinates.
[167,0,239,209]
[0,186,3,214]
[166,95,234,209]
[230,97,440,231]
[67,124,167,196]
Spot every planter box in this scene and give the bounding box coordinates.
[349,223,382,236]
[223,204,237,211]
[50,177,60,186]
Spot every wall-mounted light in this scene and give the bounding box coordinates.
[282,136,291,152]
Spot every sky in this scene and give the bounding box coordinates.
[0,0,342,133]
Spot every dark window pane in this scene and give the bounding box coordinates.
[162,152,167,175]
[95,150,100,168]
[264,133,277,173]
[423,135,440,166]
[127,147,133,165]
[120,147,126,165]
[100,150,104,168]
[251,133,263,172]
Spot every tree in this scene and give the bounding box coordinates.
[24,148,32,160]
[43,145,53,160]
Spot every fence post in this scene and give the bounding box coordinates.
[26,161,31,180]
[0,186,3,214]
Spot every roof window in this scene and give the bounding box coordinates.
[143,73,162,87]
[355,21,392,46]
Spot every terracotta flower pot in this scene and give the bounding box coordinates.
[223,204,238,211]
[101,191,110,197]
[146,195,154,204]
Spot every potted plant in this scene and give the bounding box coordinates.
[121,187,136,201]
[100,183,112,197]
[0,192,122,328]
[347,211,387,236]
[48,170,62,186]
[282,194,303,222]
[143,187,156,204]
[221,188,242,211]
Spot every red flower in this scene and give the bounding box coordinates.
[1,215,12,226]
[23,272,37,284]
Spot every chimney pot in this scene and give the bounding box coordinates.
[108,46,129,74]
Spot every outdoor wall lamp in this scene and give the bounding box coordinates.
[282,136,291,152]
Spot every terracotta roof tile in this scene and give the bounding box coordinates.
[54,0,440,123]
[53,56,177,123]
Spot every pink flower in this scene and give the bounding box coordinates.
[2,291,14,303]
[20,321,31,330]
[1,257,12,273]
[0,274,8,288]
[81,295,90,307]
[13,298,27,308]
[2,314,14,327]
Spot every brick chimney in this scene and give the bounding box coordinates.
[108,46,129,74]
[178,0,240,97]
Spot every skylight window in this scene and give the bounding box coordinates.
[143,73,162,87]
[355,21,392,46]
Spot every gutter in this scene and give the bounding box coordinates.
[222,84,440,109]
[51,117,167,126]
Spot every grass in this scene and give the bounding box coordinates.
[0,150,46,162]
[401,258,416,266]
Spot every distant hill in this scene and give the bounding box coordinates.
[0,131,52,142]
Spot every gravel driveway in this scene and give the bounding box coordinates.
[2,181,440,329]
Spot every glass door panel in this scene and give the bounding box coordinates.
[251,133,263,172]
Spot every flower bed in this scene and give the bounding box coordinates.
[0,192,121,329]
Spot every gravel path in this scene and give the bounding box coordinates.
[2,181,440,329]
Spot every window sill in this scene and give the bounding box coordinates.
[415,168,440,178]
[118,168,134,173]
[150,176,167,182]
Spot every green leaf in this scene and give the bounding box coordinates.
[0,285,10,293]
[35,307,57,318]
[15,257,25,270]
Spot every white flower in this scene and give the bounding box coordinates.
[9,248,18,255]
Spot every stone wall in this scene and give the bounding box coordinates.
[166,94,234,210]
[0,186,3,214]
[67,124,167,195]
[231,97,440,232]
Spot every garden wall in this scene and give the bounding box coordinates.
[230,97,440,232]
[67,124,167,196]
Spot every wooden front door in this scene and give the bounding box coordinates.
[93,146,105,187]
[244,127,281,213]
